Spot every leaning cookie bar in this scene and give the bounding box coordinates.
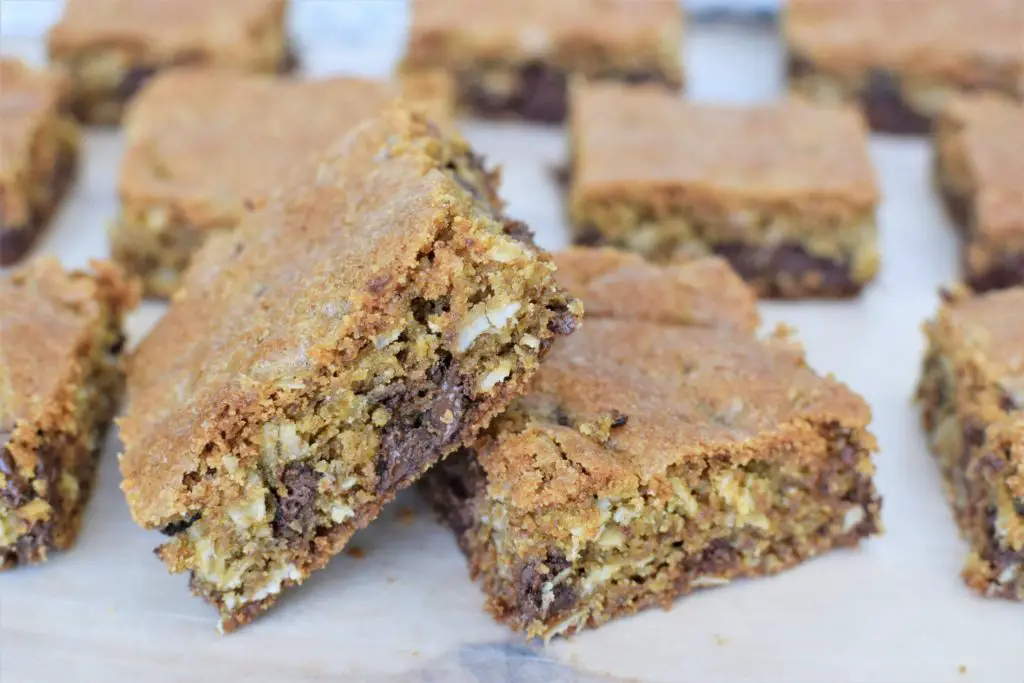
[113,69,453,298]
[422,254,881,639]
[917,286,1024,600]
[119,108,581,631]
[569,83,879,298]
[0,59,79,265]
[46,0,293,124]
[1,260,136,568]
[934,96,1024,292]
[399,0,683,123]
[785,0,1024,134]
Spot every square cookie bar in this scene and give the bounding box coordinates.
[569,83,880,298]
[1,259,137,568]
[113,70,453,298]
[0,59,79,266]
[934,96,1024,292]
[422,255,881,639]
[399,0,683,123]
[785,0,1024,134]
[119,107,582,631]
[917,286,1024,600]
[46,0,294,124]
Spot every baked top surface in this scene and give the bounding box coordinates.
[120,108,516,526]
[572,83,877,204]
[481,319,871,509]
[941,96,1024,240]
[552,249,758,332]
[48,0,285,51]
[0,259,116,431]
[120,71,449,217]
[786,0,1024,70]
[408,0,682,39]
[0,58,64,182]
[938,286,1024,404]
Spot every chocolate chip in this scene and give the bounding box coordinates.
[0,226,35,266]
[375,358,469,493]
[272,463,320,545]
[0,447,27,508]
[159,513,200,536]
[966,252,1024,293]
[516,551,575,622]
[711,242,861,298]
[515,63,569,123]
[573,225,606,247]
[552,405,573,427]
[108,334,127,355]
[502,219,535,246]
[419,450,486,549]
[116,66,159,102]
[11,520,53,564]
[609,410,628,428]
[686,538,737,576]
[861,68,932,134]
[546,303,579,336]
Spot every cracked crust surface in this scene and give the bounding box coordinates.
[1,259,138,567]
[917,286,1024,600]
[934,96,1024,291]
[114,69,454,297]
[119,107,580,630]
[422,254,881,639]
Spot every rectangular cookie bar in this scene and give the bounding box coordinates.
[112,69,454,298]
[1,259,137,568]
[569,82,880,298]
[785,0,1024,134]
[934,96,1024,292]
[422,257,881,638]
[917,286,1024,601]
[46,0,294,124]
[399,0,683,123]
[0,58,79,266]
[118,107,582,631]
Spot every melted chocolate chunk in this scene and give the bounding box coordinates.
[160,513,200,536]
[419,450,487,553]
[375,358,469,493]
[272,463,320,545]
[516,551,575,622]
[711,242,861,297]
[0,447,27,509]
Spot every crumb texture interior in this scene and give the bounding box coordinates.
[119,110,579,630]
[425,317,881,638]
[917,287,1024,600]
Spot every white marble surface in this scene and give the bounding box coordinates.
[1,14,1021,683]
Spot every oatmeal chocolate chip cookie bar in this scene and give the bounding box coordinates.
[399,0,683,123]
[119,107,582,632]
[422,253,881,640]
[552,248,758,332]
[785,0,1024,135]
[0,59,79,266]
[934,96,1024,292]
[1,259,137,569]
[112,69,454,299]
[569,82,880,298]
[917,286,1024,601]
[46,0,295,125]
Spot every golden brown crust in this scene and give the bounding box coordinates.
[785,0,1024,87]
[47,0,288,60]
[553,249,759,332]
[0,59,68,186]
[571,82,877,207]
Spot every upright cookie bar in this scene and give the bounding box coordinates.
[119,108,581,631]
[569,83,879,298]
[1,260,137,568]
[934,96,1024,292]
[917,286,1024,601]
[400,0,683,123]
[422,253,882,639]
[786,0,1024,134]
[47,0,294,124]
[113,69,453,298]
[0,59,79,265]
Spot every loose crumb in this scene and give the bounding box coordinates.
[959,664,967,675]
[713,634,728,646]
[346,546,365,560]
[396,507,416,525]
